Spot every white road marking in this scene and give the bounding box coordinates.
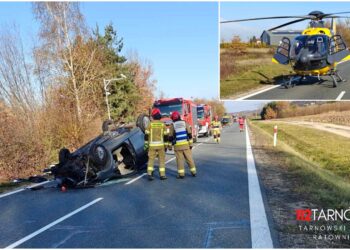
[5,197,103,249]
[235,84,282,100]
[125,173,147,185]
[336,91,346,101]
[245,123,273,248]
[0,180,54,199]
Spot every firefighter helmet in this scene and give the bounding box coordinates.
[171,111,180,121]
[151,108,161,118]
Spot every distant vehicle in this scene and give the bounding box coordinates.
[232,115,237,123]
[221,115,231,126]
[197,104,212,137]
[44,115,150,188]
[153,98,199,142]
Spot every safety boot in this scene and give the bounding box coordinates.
[191,172,197,177]
[148,172,154,181]
[160,176,167,180]
[176,175,185,179]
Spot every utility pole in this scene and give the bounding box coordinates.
[103,74,127,120]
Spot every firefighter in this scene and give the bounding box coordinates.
[239,116,245,132]
[211,115,222,143]
[144,108,168,181]
[169,111,196,179]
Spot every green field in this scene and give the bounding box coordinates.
[250,120,350,207]
[220,48,291,99]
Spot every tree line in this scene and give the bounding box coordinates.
[260,101,350,120]
[0,3,156,180]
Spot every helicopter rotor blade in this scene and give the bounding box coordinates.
[221,11,350,24]
[323,15,350,19]
[323,11,350,16]
[268,18,309,31]
[220,16,310,24]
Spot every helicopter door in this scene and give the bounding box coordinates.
[328,35,350,63]
[273,37,291,65]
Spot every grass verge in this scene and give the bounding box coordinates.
[250,120,350,208]
[220,48,292,99]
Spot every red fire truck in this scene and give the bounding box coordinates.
[196,104,212,137]
[153,98,199,142]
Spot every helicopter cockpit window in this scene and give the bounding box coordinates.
[330,35,347,54]
[290,35,328,59]
[276,38,290,58]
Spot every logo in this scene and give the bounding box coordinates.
[296,209,311,221]
[295,208,350,242]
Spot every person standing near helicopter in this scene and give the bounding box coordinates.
[211,115,222,143]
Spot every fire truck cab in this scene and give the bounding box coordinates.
[197,104,212,137]
[153,98,199,142]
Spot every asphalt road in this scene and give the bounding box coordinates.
[0,124,272,248]
[242,63,350,100]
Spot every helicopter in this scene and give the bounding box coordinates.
[221,11,350,88]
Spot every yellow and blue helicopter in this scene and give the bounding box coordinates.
[221,11,350,88]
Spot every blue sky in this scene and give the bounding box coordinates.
[220,2,350,41]
[0,2,218,99]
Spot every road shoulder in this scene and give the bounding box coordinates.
[248,121,350,248]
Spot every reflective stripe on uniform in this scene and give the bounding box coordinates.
[159,167,165,172]
[174,120,189,146]
[150,121,165,146]
[190,167,196,172]
[176,141,189,146]
[178,169,185,174]
[149,141,164,146]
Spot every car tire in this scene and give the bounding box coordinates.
[136,114,150,133]
[89,144,108,166]
[59,148,71,164]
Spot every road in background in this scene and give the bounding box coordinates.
[241,63,350,100]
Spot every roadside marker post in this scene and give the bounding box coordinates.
[273,125,278,147]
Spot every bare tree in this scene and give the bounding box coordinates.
[33,2,95,123]
[0,25,37,122]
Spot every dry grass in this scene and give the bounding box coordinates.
[284,110,350,126]
[250,120,350,208]
[249,121,350,247]
[279,102,350,119]
[220,47,291,98]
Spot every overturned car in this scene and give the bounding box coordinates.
[45,114,150,188]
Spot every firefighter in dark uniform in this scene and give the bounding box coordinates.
[169,111,197,179]
[144,108,169,181]
[211,115,222,143]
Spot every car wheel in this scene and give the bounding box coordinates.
[89,144,108,166]
[59,148,71,164]
[136,114,150,133]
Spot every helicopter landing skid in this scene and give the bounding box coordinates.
[284,75,302,89]
[284,71,346,89]
[330,70,346,88]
